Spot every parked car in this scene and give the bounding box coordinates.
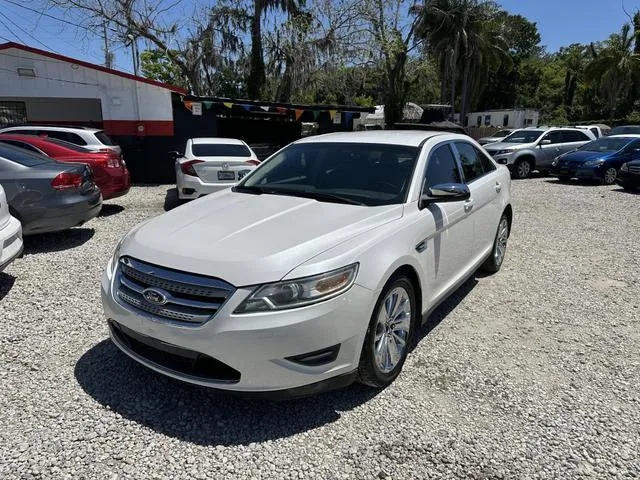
[484,127,595,179]
[550,135,640,184]
[0,184,23,272]
[616,153,640,190]
[574,125,610,138]
[609,125,640,136]
[172,138,260,200]
[0,143,102,235]
[0,126,121,155]
[102,131,512,397]
[0,134,130,200]
[478,129,515,145]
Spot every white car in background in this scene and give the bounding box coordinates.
[0,184,23,273]
[173,138,260,200]
[0,126,121,155]
[103,131,513,397]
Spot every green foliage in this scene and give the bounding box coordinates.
[140,50,189,90]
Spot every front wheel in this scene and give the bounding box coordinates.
[512,159,532,179]
[603,167,618,185]
[358,276,416,388]
[481,215,510,273]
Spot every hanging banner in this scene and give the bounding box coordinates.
[191,102,202,116]
[332,111,342,124]
[294,109,304,121]
[183,100,193,111]
[328,109,337,121]
[223,102,233,109]
[203,101,214,109]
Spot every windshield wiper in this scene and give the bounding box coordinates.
[233,185,365,205]
[300,191,366,206]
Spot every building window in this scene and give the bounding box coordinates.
[476,115,482,127]
[503,114,509,127]
[0,101,27,128]
[484,115,491,126]
[525,118,534,126]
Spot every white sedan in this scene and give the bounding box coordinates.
[0,184,23,272]
[102,131,512,397]
[174,137,260,200]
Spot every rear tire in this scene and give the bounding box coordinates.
[512,158,532,179]
[481,215,510,274]
[358,275,417,388]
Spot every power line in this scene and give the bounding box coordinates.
[0,11,55,51]
[0,16,26,44]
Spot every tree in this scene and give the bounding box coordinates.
[140,49,190,90]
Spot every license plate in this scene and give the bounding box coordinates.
[218,171,235,180]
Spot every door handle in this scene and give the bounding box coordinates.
[495,182,502,193]
[464,199,474,212]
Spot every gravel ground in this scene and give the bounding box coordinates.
[0,179,638,479]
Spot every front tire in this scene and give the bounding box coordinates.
[512,158,532,179]
[481,215,510,273]
[603,167,618,185]
[358,276,416,388]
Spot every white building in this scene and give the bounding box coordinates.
[456,109,540,129]
[0,42,185,136]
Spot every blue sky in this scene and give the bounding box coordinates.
[0,0,639,75]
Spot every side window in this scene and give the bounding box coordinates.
[455,142,485,183]
[563,130,590,142]
[424,144,461,189]
[11,129,38,136]
[624,140,640,154]
[476,146,496,173]
[542,131,564,144]
[590,128,599,138]
[41,130,86,145]
[503,114,509,127]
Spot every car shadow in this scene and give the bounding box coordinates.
[98,204,125,217]
[544,178,603,186]
[612,187,639,195]
[164,187,185,212]
[0,272,16,301]
[412,276,478,351]
[74,340,379,446]
[23,228,95,254]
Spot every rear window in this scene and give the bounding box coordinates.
[0,142,52,167]
[42,130,87,146]
[191,143,251,157]
[44,137,93,153]
[95,131,116,146]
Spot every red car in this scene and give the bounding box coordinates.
[0,134,130,199]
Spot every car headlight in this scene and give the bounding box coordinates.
[621,163,629,172]
[234,263,359,313]
[583,159,605,167]
[109,237,124,275]
[493,149,514,155]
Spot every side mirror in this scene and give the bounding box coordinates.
[168,150,180,160]
[420,183,470,209]
[540,139,551,146]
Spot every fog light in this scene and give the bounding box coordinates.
[182,188,195,195]
[286,345,341,366]
[497,159,507,165]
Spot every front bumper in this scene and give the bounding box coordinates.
[551,164,606,180]
[176,174,235,200]
[101,264,375,394]
[0,216,23,272]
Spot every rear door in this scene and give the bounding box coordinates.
[560,130,592,156]
[453,141,502,262]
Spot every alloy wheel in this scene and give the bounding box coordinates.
[517,160,531,179]
[604,167,617,185]
[374,287,411,373]
[494,217,509,266]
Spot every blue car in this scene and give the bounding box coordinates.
[550,135,640,184]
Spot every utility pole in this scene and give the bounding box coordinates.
[102,22,113,69]
[128,34,139,76]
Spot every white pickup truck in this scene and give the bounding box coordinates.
[0,184,23,272]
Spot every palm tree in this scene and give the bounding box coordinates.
[247,0,301,100]
[586,24,640,119]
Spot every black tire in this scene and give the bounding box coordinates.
[512,158,533,179]
[481,214,510,274]
[358,275,417,388]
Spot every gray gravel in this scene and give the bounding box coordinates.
[0,179,638,479]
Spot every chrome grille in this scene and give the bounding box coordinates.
[629,165,640,174]
[115,256,235,325]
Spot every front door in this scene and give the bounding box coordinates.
[537,130,565,168]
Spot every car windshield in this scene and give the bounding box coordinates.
[0,142,53,167]
[95,131,117,146]
[236,142,420,206]
[579,137,632,153]
[191,143,251,157]
[501,130,544,143]
[610,126,640,135]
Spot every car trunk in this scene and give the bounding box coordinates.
[193,158,252,183]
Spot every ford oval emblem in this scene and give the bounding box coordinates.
[142,288,168,306]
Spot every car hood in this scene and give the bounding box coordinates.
[484,142,528,151]
[559,150,613,163]
[121,190,404,286]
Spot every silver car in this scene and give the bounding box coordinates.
[484,127,595,179]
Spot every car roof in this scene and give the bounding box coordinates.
[294,130,452,147]
[190,137,245,145]
[2,125,101,134]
